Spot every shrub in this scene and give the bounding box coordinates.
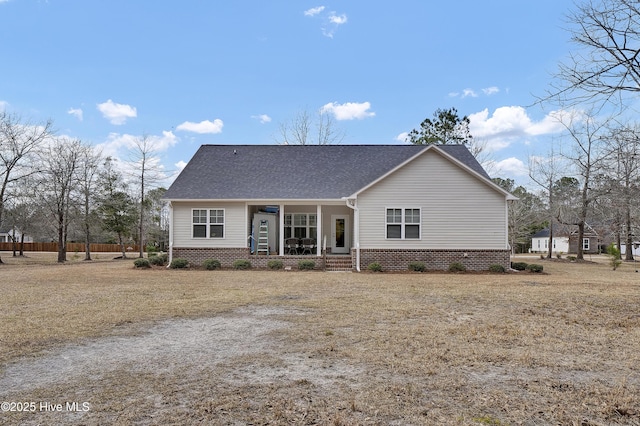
[202,259,222,270]
[367,262,383,272]
[267,259,284,270]
[488,264,505,273]
[556,252,562,259]
[133,258,150,268]
[511,262,528,271]
[146,244,158,255]
[448,262,466,273]
[298,259,315,270]
[232,259,252,270]
[526,263,544,273]
[149,253,168,266]
[170,258,189,269]
[567,255,577,262]
[606,243,622,270]
[408,261,426,272]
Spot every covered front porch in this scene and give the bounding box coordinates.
[247,202,353,257]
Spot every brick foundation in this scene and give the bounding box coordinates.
[171,247,324,270]
[356,248,510,272]
[172,247,510,272]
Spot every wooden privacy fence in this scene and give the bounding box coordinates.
[0,242,140,252]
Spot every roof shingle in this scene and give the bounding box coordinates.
[163,144,490,200]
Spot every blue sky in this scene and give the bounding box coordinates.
[0,0,576,186]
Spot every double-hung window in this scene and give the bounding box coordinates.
[582,238,590,251]
[192,209,224,238]
[284,214,317,239]
[386,208,421,239]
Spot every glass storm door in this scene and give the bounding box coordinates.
[331,215,349,254]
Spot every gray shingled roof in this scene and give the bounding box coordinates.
[163,144,491,200]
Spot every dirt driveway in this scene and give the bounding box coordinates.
[0,306,367,425]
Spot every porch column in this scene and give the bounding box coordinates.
[316,204,322,256]
[279,203,285,256]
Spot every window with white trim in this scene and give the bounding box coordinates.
[284,214,317,239]
[582,238,590,250]
[192,209,224,238]
[386,208,421,239]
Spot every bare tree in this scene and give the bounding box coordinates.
[604,124,640,260]
[529,146,564,259]
[4,175,39,256]
[548,0,640,105]
[277,109,345,145]
[128,134,166,258]
[37,137,83,263]
[0,112,53,263]
[76,145,103,261]
[559,110,611,260]
[493,178,545,254]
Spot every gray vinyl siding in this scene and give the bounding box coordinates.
[357,150,507,249]
[172,202,247,248]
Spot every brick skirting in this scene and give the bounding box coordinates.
[171,247,325,270]
[172,247,510,272]
[356,248,510,272]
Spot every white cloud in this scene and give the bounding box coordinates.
[450,86,500,98]
[305,6,347,38]
[320,102,375,120]
[176,119,224,134]
[329,13,347,25]
[95,131,178,160]
[175,160,188,171]
[492,157,528,176]
[67,107,83,121]
[0,100,8,111]
[468,106,566,152]
[462,88,478,98]
[395,132,409,143]
[304,6,325,16]
[97,99,137,125]
[251,114,272,124]
[482,86,500,96]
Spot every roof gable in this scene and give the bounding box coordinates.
[164,144,496,200]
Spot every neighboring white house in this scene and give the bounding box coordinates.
[163,144,517,271]
[620,242,640,256]
[0,227,33,243]
[531,228,570,254]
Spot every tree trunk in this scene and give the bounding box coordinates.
[19,233,24,256]
[118,232,127,259]
[57,212,66,263]
[84,222,92,261]
[576,222,585,260]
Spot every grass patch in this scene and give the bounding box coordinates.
[0,253,638,425]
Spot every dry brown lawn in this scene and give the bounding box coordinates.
[0,252,639,425]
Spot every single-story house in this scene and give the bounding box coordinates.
[163,144,517,271]
[531,224,600,255]
[620,242,640,256]
[531,226,570,254]
[0,227,33,244]
[568,225,600,254]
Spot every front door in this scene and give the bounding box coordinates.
[331,215,349,254]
